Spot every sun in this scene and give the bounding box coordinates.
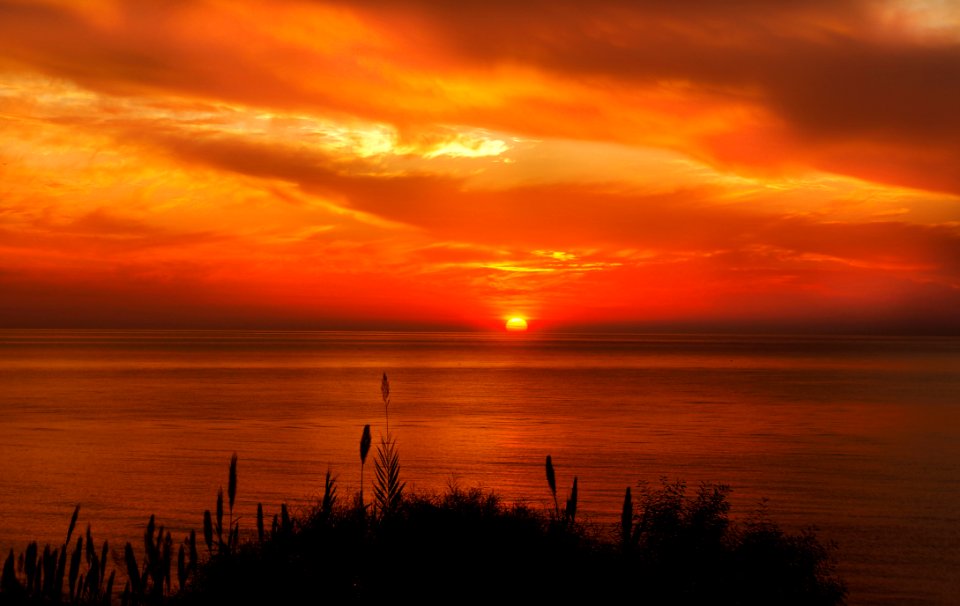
[505,317,528,332]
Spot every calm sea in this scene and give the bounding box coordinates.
[0,330,957,604]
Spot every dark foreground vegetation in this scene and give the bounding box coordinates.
[189,482,845,606]
[1,376,846,605]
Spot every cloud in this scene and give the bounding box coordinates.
[2,0,959,193]
[140,128,960,278]
[3,0,960,330]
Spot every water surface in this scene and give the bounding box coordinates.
[0,330,958,604]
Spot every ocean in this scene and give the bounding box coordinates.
[0,330,957,604]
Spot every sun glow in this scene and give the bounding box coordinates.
[505,317,528,332]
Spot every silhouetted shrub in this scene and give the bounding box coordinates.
[0,465,845,606]
[178,480,845,606]
[620,479,846,605]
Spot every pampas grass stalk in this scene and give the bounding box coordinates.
[257,503,265,544]
[85,526,95,564]
[281,504,291,534]
[187,530,197,578]
[228,452,238,551]
[177,544,186,592]
[360,424,371,506]
[99,539,108,594]
[215,488,224,550]
[163,530,173,595]
[42,545,55,598]
[565,476,578,524]
[54,544,66,598]
[203,510,213,553]
[228,453,237,513]
[372,373,405,517]
[545,455,558,519]
[104,569,115,605]
[66,505,80,548]
[123,543,140,597]
[373,436,405,517]
[68,537,81,601]
[144,515,155,564]
[1,550,17,595]
[621,487,633,548]
[24,542,37,592]
[381,373,390,435]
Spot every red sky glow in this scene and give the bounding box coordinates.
[2,0,959,332]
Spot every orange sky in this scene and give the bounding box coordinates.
[1,0,959,332]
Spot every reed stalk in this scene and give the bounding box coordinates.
[281,504,291,535]
[188,530,197,577]
[360,424,372,507]
[1,550,17,595]
[177,544,186,592]
[68,536,81,601]
[228,452,238,552]
[621,487,633,548]
[545,455,558,519]
[203,510,213,553]
[565,476,578,524]
[381,373,390,435]
[257,503,265,544]
[215,488,224,551]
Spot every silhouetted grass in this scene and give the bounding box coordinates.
[0,375,847,606]
[1,505,115,606]
[0,468,845,606]
[177,479,845,606]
